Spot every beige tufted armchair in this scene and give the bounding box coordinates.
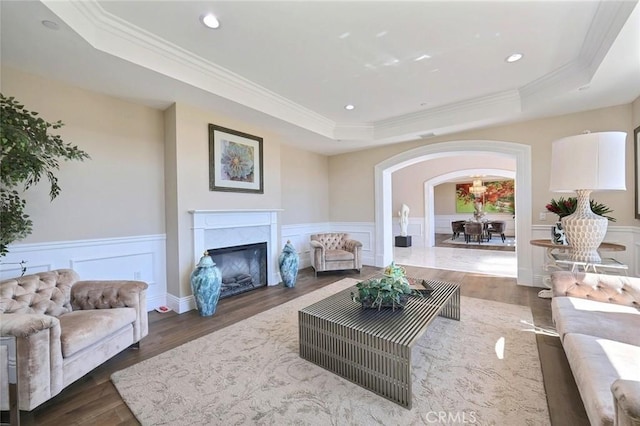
[310,233,362,277]
[0,269,148,411]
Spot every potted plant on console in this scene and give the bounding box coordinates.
[546,197,615,245]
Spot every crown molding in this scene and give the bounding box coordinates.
[519,0,636,109]
[40,0,634,145]
[41,0,336,139]
[372,90,522,141]
[580,1,638,76]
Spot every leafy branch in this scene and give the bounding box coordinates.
[0,94,90,256]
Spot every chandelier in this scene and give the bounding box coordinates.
[469,179,486,196]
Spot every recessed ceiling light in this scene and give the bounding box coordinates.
[344,104,355,111]
[42,20,59,30]
[505,53,523,63]
[415,54,431,61]
[201,13,220,29]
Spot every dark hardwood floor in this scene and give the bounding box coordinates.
[9,265,587,425]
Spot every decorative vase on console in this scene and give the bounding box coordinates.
[551,221,568,245]
[190,251,222,317]
[279,240,299,288]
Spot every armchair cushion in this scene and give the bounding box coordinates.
[59,308,136,357]
[551,296,640,346]
[325,249,355,262]
[563,333,640,426]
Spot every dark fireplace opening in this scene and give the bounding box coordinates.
[207,242,267,299]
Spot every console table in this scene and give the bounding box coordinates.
[298,278,460,408]
[529,240,627,272]
[530,239,627,298]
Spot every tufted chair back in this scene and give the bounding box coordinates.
[551,271,640,308]
[0,269,79,317]
[311,233,349,250]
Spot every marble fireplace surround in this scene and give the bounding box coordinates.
[189,210,281,286]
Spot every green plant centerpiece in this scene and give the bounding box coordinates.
[0,94,90,257]
[352,262,420,310]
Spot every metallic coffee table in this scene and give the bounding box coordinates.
[298,278,460,408]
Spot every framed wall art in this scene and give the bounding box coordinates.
[455,180,515,214]
[635,125,640,219]
[209,124,264,194]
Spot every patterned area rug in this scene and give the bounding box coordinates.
[112,278,549,425]
[442,236,517,249]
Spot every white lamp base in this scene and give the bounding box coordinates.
[561,189,607,263]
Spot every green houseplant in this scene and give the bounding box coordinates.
[351,262,421,310]
[546,197,616,222]
[0,94,90,257]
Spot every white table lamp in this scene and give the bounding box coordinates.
[549,131,626,262]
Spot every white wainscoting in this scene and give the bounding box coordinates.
[3,225,636,316]
[281,222,376,269]
[0,235,167,311]
[391,218,425,247]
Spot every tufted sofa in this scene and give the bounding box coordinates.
[0,269,148,411]
[551,271,640,426]
[310,233,362,277]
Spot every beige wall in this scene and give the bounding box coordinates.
[330,104,636,226]
[280,144,329,225]
[391,154,516,217]
[434,183,457,215]
[0,67,166,242]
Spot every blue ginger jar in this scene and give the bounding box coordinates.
[190,251,222,317]
[278,240,299,288]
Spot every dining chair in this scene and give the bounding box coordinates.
[487,221,507,242]
[464,222,483,244]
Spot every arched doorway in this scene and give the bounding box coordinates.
[374,140,533,286]
[423,168,516,247]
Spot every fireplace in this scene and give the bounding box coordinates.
[208,242,267,298]
[190,210,281,290]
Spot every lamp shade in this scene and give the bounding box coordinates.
[549,131,626,192]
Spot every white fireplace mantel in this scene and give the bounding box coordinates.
[189,209,282,285]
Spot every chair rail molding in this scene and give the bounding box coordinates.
[1,234,167,311]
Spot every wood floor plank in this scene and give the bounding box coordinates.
[7,265,586,425]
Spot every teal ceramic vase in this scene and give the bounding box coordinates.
[190,251,222,317]
[278,240,299,288]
